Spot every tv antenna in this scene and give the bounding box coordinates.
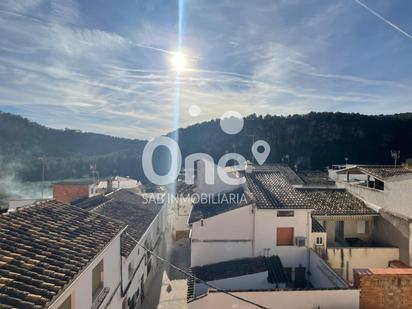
[391,150,400,167]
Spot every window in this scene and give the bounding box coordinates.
[58,295,71,309]
[92,260,104,300]
[315,236,323,245]
[357,221,369,234]
[277,211,294,217]
[276,227,294,246]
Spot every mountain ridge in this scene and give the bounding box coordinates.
[1,110,412,182]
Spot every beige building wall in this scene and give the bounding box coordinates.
[327,247,399,282]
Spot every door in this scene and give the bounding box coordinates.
[294,266,306,288]
[335,221,344,242]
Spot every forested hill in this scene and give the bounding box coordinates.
[1,111,412,182]
[177,112,412,170]
[0,112,146,181]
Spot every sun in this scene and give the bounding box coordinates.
[171,52,187,72]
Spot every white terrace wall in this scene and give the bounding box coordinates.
[189,289,359,309]
[309,249,348,289]
[254,208,311,268]
[326,247,399,282]
[190,205,253,267]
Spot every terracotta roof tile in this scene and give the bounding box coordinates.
[0,200,124,308]
[93,189,163,257]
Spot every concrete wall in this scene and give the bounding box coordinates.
[254,209,311,267]
[170,196,192,239]
[309,249,349,289]
[189,289,359,309]
[190,205,253,266]
[190,206,313,267]
[195,272,285,297]
[191,205,253,240]
[49,234,123,309]
[385,177,412,218]
[191,241,252,267]
[122,204,167,308]
[327,247,399,282]
[339,182,385,209]
[339,176,412,219]
[373,211,411,266]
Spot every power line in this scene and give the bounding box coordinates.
[125,232,269,309]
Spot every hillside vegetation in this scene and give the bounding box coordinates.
[1,111,412,182]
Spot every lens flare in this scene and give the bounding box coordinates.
[171,52,187,71]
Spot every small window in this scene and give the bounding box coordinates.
[58,295,71,309]
[315,236,323,245]
[92,260,104,300]
[276,227,294,246]
[277,211,294,217]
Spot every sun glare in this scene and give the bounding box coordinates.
[171,52,187,72]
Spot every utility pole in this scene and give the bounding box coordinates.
[391,150,400,167]
[40,157,45,200]
[249,134,256,164]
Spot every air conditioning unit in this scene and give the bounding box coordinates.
[295,236,306,247]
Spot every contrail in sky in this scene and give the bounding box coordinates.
[354,0,412,40]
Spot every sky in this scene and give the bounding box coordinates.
[0,0,411,139]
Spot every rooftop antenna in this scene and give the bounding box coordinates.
[391,150,400,167]
[40,157,45,200]
[284,154,290,165]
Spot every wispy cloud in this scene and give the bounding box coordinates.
[0,0,411,139]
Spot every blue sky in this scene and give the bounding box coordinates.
[0,0,411,139]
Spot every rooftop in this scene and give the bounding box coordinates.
[245,170,310,209]
[0,200,124,308]
[92,189,163,257]
[191,256,286,284]
[72,194,110,210]
[252,164,304,185]
[336,165,412,180]
[297,170,335,186]
[299,188,377,217]
[188,188,251,224]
